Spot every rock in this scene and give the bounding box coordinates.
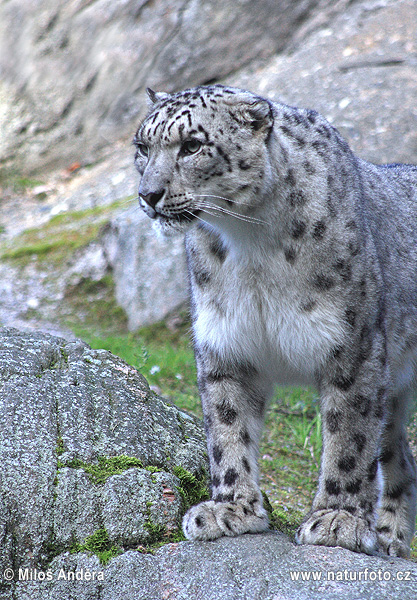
[231,0,417,165]
[9,533,417,599]
[0,328,208,586]
[103,206,188,330]
[0,0,329,175]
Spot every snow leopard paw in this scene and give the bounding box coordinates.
[295,508,379,555]
[182,499,269,541]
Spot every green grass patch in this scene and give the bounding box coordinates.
[0,197,133,266]
[64,276,129,337]
[77,313,201,416]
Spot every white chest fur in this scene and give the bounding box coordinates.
[192,250,346,385]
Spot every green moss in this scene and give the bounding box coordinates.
[270,506,303,538]
[60,455,144,485]
[173,465,209,508]
[56,437,65,457]
[70,528,122,566]
[143,521,167,546]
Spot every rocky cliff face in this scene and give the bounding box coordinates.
[1,0,416,335]
[0,0,330,175]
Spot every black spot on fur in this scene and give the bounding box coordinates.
[213,445,223,465]
[345,308,357,328]
[311,140,328,157]
[345,478,362,494]
[238,159,251,170]
[291,219,306,239]
[216,399,238,425]
[195,516,204,527]
[342,505,357,515]
[312,220,326,239]
[284,247,296,264]
[216,145,232,172]
[367,458,378,481]
[349,240,361,257]
[310,519,322,531]
[376,525,391,534]
[338,456,356,472]
[306,110,317,124]
[209,237,227,262]
[379,448,395,464]
[352,432,366,453]
[236,430,250,451]
[359,499,374,513]
[333,259,352,282]
[325,479,341,495]
[223,518,233,532]
[326,409,341,434]
[332,370,356,391]
[224,468,239,486]
[242,457,251,473]
[212,475,220,487]
[300,299,317,312]
[313,273,335,291]
[351,394,371,417]
[194,269,211,287]
[285,168,296,187]
[288,189,307,206]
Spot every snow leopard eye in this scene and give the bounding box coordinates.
[137,143,149,158]
[181,139,202,156]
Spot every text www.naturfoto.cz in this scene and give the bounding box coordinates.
[289,569,412,582]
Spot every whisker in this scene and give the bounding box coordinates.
[197,201,267,225]
[194,193,259,208]
[184,209,213,228]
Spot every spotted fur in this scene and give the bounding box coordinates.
[134,84,417,557]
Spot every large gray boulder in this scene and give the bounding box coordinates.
[104,206,188,330]
[0,327,208,596]
[0,0,329,175]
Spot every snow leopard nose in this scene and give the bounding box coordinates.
[139,189,165,210]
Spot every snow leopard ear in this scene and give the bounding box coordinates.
[225,94,274,134]
[146,88,170,108]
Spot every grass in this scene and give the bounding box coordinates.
[0,198,132,266]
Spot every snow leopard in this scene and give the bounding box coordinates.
[133,84,417,557]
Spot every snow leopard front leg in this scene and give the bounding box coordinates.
[296,322,388,555]
[182,348,272,540]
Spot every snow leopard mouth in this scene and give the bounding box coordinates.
[155,208,200,225]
